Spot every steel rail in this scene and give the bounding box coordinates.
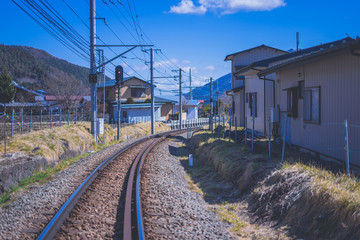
[37,134,154,240]
[37,127,202,240]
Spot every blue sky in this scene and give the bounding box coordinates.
[1,0,359,94]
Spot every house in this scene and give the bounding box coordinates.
[159,95,201,120]
[257,37,360,166]
[113,103,163,123]
[225,45,287,128]
[97,76,151,122]
[154,96,177,121]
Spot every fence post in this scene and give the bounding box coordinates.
[29,110,32,133]
[235,117,238,143]
[68,109,70,125]
[344,119,350,177]
[281,115,288,164]
[252,115,255,153]
[3,104,6,153]
[75,108,78,124]
[229,118,232,142]
[59,108,62,127]
[40,109,43,130]
[268,116,271,162]
[245,118,247,145]
[50,109,53,129]
[81,108,84,122]
[11,108,14,138]
[21,108,23,135]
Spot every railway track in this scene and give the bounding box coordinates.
[36,128,197,240]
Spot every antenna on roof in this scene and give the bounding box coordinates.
[296,32,300,51]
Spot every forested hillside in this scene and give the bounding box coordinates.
[0,45,93,92]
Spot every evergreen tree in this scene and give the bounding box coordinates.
[0,67,15,103]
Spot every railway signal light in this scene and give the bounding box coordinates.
[89,73,97,83]
[115,65,123,85]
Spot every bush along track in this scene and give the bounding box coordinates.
[187,129,360,240]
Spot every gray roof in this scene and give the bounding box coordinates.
[224,45,287,61]
[258,37,359,76]
[235,37,354,75]
[0,102,51,107]
[154,96,177,103]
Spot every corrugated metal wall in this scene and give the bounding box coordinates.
[276,50,360,166]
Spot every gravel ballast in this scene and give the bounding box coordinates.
[142,134,233,239]
[0,138,140,240]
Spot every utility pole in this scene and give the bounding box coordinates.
[150,48,155,135]
[99,50,106,144]
[90,0,97,142]
[210,77,213,132]
[216,79,219,117]
[179,68,182,129]
[117,81,121,140]
[296,32,300,51]
[189,68,192,100]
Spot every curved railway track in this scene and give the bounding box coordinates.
[36,128,197,240]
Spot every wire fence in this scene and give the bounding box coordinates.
[206,113,360,176]
[0,107,92,140]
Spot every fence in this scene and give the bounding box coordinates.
[205,113,360,175]
[169,118,209,130]
[244,114,360,176]
[0,107,92,140]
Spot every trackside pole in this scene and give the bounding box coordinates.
[281,115,288,164]
[229,118,231,142]
[268,117,271,162]
[344,119,350,177]
[245,118,247,145]
[235,117,238,143]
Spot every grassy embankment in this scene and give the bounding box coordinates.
[184,129,360,239]
[0,122,170,206]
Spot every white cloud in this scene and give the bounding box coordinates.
[205,65,215,71]
[182,60,191,64]
[170,0,286,15]
[169,0,207,15]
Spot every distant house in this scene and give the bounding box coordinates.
[258,37,360,166]
[12,81,46,103]
[155,96,177,121]
[97,76,152,122]
[159,95,201,120]
[225,45,287,128]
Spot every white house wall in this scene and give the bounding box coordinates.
[231,48,286,89]
[233,90,244,127]
[245,73,275,135]
[276,51,360,166]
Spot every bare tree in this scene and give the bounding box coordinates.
[49,78,89,110]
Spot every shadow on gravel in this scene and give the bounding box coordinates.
[113,163,132,239]
[167,134,241,205]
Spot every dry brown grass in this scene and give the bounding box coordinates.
[190,130,360,240]
[1,122,170,162]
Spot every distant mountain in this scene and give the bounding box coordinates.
[0,45,104,92]
[185,73,231,102]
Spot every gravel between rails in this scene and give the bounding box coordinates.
[54,139,153,240]
[142,134,233,240]
[0,137,142,240]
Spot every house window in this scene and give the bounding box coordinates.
[131,88,146,98]
[235,75,245,80]
[248,92,257,117]
[304,87,320,124]
[298,81,305,99]
[286,88,298,118]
